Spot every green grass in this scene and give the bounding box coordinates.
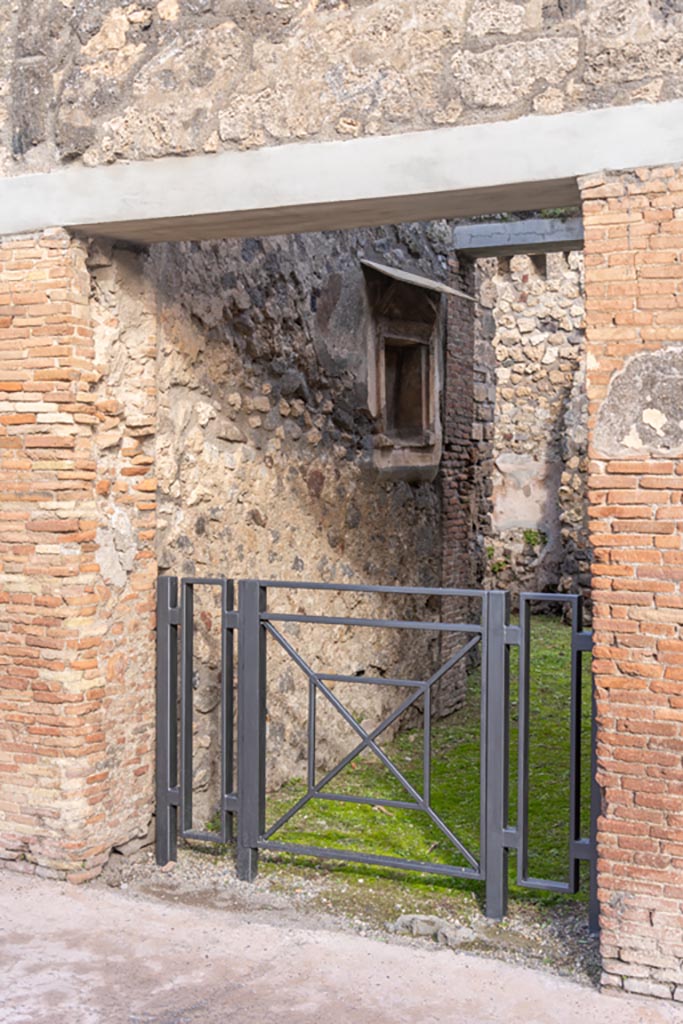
[261,612,593,907]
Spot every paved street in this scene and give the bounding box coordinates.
[1,872,682,1024]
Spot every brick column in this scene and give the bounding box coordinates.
[442,256,477,589]
[440,257,477,713]
[582,167,683,999]
[0,231,157,881]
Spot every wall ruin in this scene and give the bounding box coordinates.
[148,222,460,817]
[444,248,591,607]
[478,250,590,600]
[3,1,683,176]
[0,212,594,865]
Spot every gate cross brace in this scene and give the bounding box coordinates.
[264,621,481,872]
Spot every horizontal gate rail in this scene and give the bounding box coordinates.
[256,580,486,598]
[259,843,483,880]
[261,612,482,633]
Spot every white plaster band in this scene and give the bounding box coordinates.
[2,100,683,242]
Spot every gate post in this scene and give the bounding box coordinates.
[156,576,179,866]
[236,579,267,881]
[484,590,510,920]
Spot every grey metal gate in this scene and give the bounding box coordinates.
[156,577,598,931]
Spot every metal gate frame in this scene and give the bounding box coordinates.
[156,576,598,931]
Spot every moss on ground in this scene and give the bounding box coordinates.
[257,612,593,913]
[205,612,593,941]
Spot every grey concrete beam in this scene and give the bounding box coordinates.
[453,217,584,257]
[1,100,683,243]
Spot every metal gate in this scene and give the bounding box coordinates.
[156,577,598,931]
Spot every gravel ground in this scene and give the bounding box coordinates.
[95,839,601,988]
[6,870,677,1024]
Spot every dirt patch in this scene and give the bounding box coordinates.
[96,840,600,987]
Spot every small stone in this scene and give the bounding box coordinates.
[114,830,154,857]
[436,924,476,947]
[217,422,246,443]
[195,402,216,427]
[533,88,565,115]
[336,117,361,136]
[391,914,449,939]
[127,9,153,26]
[157,0,179,19]
[262,410,280,431]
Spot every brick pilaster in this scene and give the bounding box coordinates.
[0,231,157,880]
[582,166,683,999]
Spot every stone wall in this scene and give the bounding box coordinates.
[3,0,683,175]
[0,217,458,869]
[582,164,683,1000]
[448,249,591,605]
[0,231,157,880]
[0,216,595,872]
[439,256,479,711]
[149,222,455,816]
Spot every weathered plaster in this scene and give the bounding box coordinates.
[594,346,683,458]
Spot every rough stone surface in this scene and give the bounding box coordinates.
[148,222,453,814]
[447,250,590,604]
[0,213,594,869]
[390,913,477,947]
[3,1,683,173]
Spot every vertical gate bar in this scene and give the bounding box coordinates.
[589,649,600,935]
[423,684,431,807]
[221,579,235,843]
[479,597,488,887]
[484,590,510,920]
[568,595,583,893]
[516,596,531,884]
[237,579,267,881]
[156,576,179,866]
[180,580,194,833]
[307,675,316,791]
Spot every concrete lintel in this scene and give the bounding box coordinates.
[1,100,683,242]
[453,217,584,257]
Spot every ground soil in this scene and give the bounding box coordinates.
[3,862,683,1024]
